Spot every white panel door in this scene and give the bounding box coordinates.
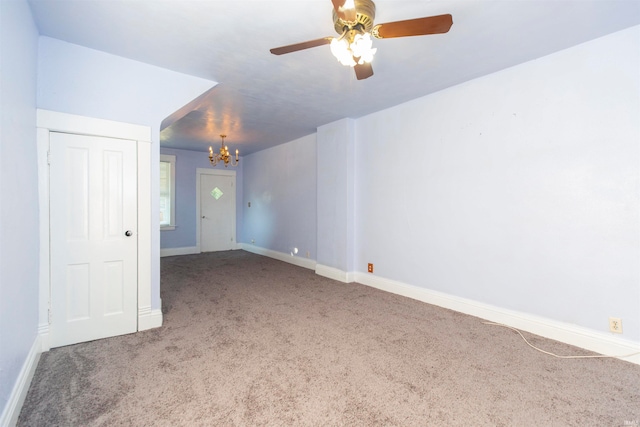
[200,173,236,252]
[49,132,138,348]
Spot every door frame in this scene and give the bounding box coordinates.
[195,168,238,253]
[37,109,154,351]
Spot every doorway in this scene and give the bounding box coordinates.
[196,168,237,252]
[49,132,138,347]
[37,109,156,351]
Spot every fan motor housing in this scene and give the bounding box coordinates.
[333,0,376,34]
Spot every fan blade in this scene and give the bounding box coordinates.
[354,62,373,80]
[331,0,357,22]
[372,14,453,39]
[270,37,333,55]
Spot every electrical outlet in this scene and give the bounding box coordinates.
[367,263,374,273]
[306,251,310,258]
[609,317,623,334]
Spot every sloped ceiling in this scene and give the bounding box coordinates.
[28,0,640,155]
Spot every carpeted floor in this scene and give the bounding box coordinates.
[18,250,640,426]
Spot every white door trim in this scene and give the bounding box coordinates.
[37,109,157,351]
[195,168,238,252]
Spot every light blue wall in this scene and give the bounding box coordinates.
[354,26,640,340]
[0,0,40,418]
[316,119,355,272]
[242,27,639,343]
[160,147,244,249]
[243,134,317,259]
[37,37,215,309]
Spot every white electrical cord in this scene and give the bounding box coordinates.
[483,321,640,360]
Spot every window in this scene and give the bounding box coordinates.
[160,154,176,230]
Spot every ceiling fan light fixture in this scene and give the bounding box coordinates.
[269,0,453,81]
[330,32,376,67]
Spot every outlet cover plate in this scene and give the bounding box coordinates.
[609,317,623,333]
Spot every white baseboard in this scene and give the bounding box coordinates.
[138,305,163,331]
[315,264,355,283]
[354,272,640,365]
[0,335,42,427]
[37,322,50,352]
[160,246,199,257]
[239,243,316,270]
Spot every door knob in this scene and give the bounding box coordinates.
[125,230,132,236]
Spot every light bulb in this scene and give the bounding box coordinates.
[350,33,376,64]
[330,38,356,67]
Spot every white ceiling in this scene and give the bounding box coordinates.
[28,0,640,155]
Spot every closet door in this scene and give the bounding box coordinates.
[49,132,138,348]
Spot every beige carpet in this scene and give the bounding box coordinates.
[18,250,640,426]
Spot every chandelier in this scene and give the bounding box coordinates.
[209,134,239,167]
[330,30,377,67]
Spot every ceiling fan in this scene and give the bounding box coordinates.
[269,0,453,80]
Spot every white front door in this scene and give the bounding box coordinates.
[200,172,236,252]
[49,132,138,348]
